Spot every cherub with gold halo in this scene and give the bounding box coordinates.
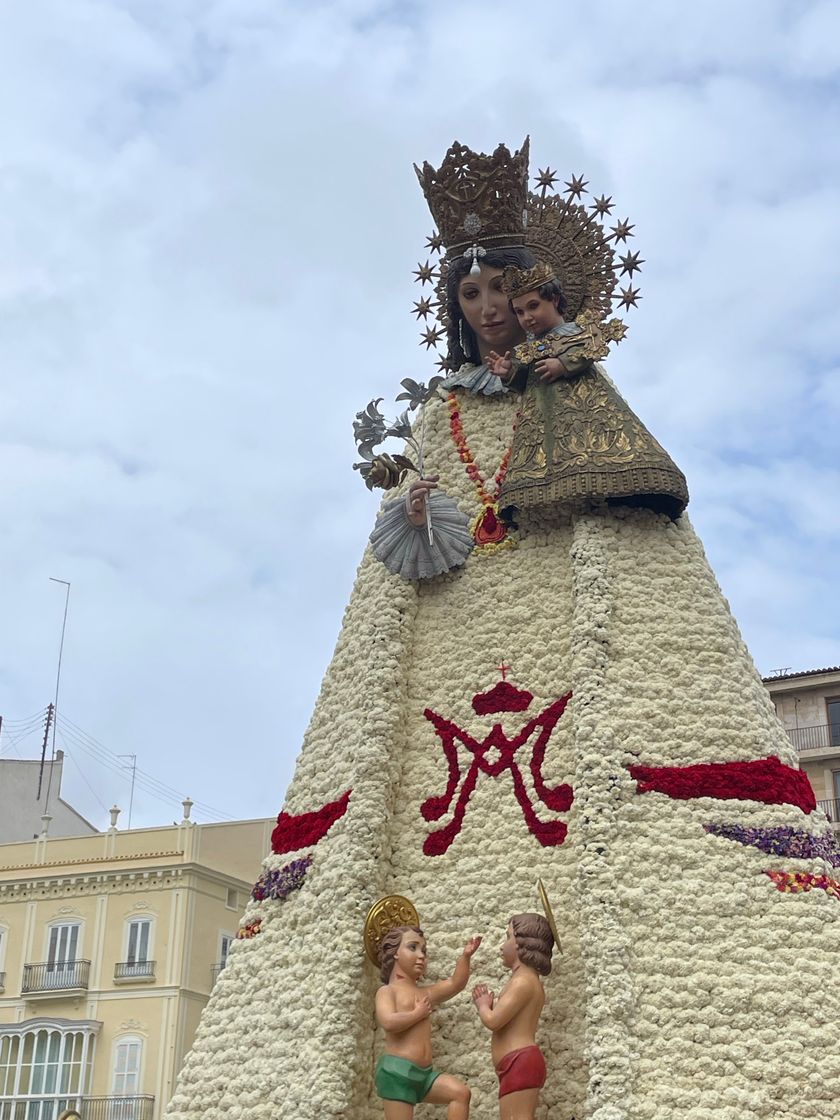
[375,924,481,1120]
[471,913,555,1120]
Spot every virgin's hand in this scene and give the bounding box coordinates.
[406,476,439,526]
[536,357,569,383]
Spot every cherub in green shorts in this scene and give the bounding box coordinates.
[375,925,481,1119]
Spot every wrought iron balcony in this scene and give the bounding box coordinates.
[0,970,5,992]
[817,798,840,824]
[0,1095,154,1120]
[114,960,156,982]
[786,723,840,753]
[211,960,227,984]
[21,959,90,994]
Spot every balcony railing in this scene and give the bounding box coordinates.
[786,724,840,753]
[817,798,840,823]
[211,961,226,984]
[114,960,156,982]
[21,960,90,994]
[0,1095,154,1120]
[0,971,5,993]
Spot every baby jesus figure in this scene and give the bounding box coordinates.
[375,925,481,1119]
[485,260,601,389]
[484,261,687,522]
[471,913,555,1120]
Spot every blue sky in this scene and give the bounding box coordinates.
[1,0,838,828]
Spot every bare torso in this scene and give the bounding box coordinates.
[490,970,545,1065]
[381,980,434,1067]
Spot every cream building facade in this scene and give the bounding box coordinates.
[764,664,840,828]
[0,808,273,1120]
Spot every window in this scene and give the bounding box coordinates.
[225,888,238,910]
[43,923,81,990]
[219,934,234,969]
[47,924,79,969]
[828,699,840,747]
[0,927,6,992]
[0,1025,95,1120]
[126,920,151,965]
[112,1036,142,1096]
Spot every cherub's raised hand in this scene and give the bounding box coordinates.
[486,350,513,379]
[463,936,482,958]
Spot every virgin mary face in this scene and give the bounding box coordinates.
[457,266,523,356]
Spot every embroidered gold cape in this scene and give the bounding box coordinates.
[499,328,688,521]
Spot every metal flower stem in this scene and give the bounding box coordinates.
[413,410,434,548]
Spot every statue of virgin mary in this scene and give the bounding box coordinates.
[166,141,839,1120]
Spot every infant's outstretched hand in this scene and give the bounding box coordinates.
[463,936,482,958]
[486,350,513,379]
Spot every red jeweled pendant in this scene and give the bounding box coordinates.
[474,505,508,546]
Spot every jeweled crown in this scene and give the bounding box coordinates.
[501,261,557,301]
[414,138,530,257]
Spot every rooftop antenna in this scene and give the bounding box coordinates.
[43,578,71,814]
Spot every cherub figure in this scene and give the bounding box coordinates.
[375,924,481,1119]
[471,914,555,1120]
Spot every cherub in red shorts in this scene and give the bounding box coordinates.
[472,913,555,1120]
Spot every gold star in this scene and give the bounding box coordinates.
[564,174,588,198]
[425,231,444,254]
[617,285,641,310]
[420,325,446,349]
[535,167,559,190]
[591,194,614,217]
[413,261,435,284]
[412,297,433,319]
[610,218,635,243]
[619,250,644,276]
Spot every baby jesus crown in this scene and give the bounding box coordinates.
[501,261,557,300]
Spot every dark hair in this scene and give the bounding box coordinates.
[535,278,567,314]
[509,913,554,976]
[445,246,537,367]
[378,925,424,984]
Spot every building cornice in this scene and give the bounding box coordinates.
[0,861,255,901]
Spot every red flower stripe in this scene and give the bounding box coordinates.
[271,789,351,855]
[629,756,815,814]
[766,870,840,902]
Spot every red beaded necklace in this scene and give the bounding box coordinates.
[446,392,515,549]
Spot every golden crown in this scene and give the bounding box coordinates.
[414,138,530,257]
[501,261,558,301]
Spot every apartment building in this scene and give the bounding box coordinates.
[0,806,273,1120]
[763,664,840,827]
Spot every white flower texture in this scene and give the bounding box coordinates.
[167,388,840,1120]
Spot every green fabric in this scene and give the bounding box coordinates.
[374,1054,440,1103]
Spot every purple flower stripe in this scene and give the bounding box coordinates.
[251,853,314,902]
[704,823,840,867]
